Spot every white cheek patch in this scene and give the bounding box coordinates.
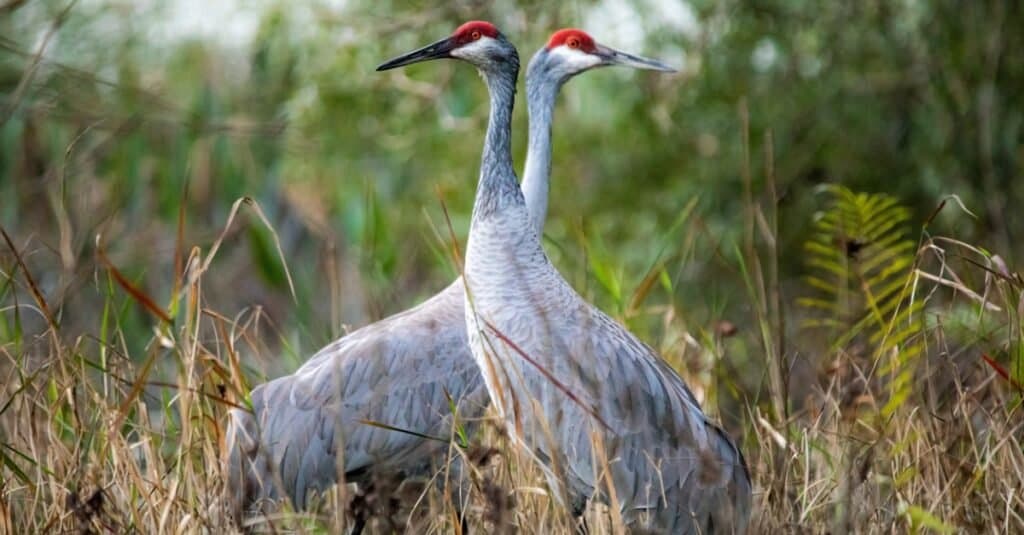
[549,46,602,71]
[452,37,497,61]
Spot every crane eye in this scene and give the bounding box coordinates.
[471,30,482,40]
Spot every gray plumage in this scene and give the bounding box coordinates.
[223,23,620,524]
[225,281,485,517]
[461,33,752,533]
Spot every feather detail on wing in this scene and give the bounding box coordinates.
[225,282,488,516]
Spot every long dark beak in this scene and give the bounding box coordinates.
[377,36,458,71]
[595,43,675,72]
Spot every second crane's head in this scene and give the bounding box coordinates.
[377,21,519,75]
[529,29,675,87]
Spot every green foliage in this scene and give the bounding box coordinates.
[2,1,1024,532]
[799,184,924,415]
[1,0,1021,354]
[900,503,956,534]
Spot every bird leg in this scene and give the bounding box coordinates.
[571,495,591,535]
[348,483,372,535]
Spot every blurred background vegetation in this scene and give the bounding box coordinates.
[2,0,1023,529]
[4,0,1023,410]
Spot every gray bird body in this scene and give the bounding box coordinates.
[463,42,752,534]
[225,280,485,514]
[226,22,751,532]
[225,31,585,520]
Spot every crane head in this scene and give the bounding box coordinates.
[537,28,675,78]
[377,21,517,72]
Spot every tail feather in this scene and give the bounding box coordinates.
[708,423,753,534]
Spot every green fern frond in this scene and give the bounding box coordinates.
[800,184,925,415]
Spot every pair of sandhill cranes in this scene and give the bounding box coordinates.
[226,21,751,534]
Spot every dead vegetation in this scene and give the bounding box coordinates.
[2,183,1022,534]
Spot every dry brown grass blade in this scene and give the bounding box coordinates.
[626,255,671,316]
[434,187,464,274]
[924,195,978,226]
[103,368,247,411]
[196,196,296,302]
[95,236,172,324]
[239,197,297,302]
[208,309,250,403]
[483,319,611,432]
[199,350,233,388]
[914,269,1001,312]
[0,226,57,330]
[583,429,626,534]
[923,198,947,228]
[957,254,1021,287]
[111,345,160,432]
[0,492,11,534]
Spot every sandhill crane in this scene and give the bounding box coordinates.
[522,29,676,234]
[224,21,671,530]
[222,24,505,526]
[381,26,752,533]
[224,279,484,529]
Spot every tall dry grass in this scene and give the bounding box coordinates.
[3,180,1023,533]
[2,9,1023,532]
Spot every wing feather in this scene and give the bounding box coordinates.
[551,306,750,533]
[226,282,488,515]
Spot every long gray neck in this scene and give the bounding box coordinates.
[471,64,523,221]
[522,55,561,235]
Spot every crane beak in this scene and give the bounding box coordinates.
[377,36,458,71]
[594,44,676,72]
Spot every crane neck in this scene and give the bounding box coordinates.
[471,60,523,222]
[522,57,561,235]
